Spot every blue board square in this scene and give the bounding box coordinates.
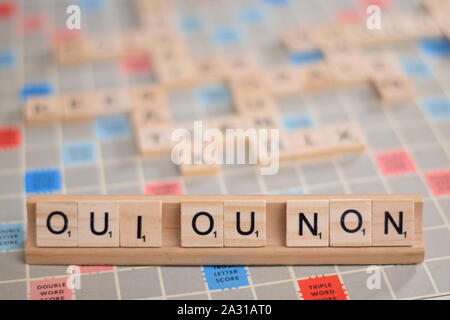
[77,0,105,11]
[213,27,241,46]
[203,266,249,290]
[196,83,231,108]
[0,223,24,252]
[20,83,54,101]
[419,37,450,57]
[25,169,62,194]
[282,114,315,131]
[400,58,431,77]
[62,141,97,167]
[422,97,450,121]
[95,115,131,140]
[0,50,15,69]
[288,50,323,65]
[239,7,265,24]
[180,16,202,34]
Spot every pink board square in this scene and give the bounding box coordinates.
[79,266,114,274]
[0,126,21,149]
[29,277,73,300]
[375,149,416,176]
[120,53,152,76]
[145,180,184,195]
[425,169,450,196]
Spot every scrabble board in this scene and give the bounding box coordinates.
[1,0,450,300]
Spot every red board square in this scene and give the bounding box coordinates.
[20,15,47,33]
[337,10,363,24]
[51,29,81,46]
[298,275,348,300]
[0,1,15,19]
[29,277,73,300]
[0,127,21,149]
[375,149,416,176]
[145,180,184,195]
[359,0,389,10]
[79,266,114,274]
[425,169,450,196]
[120,53,152,76]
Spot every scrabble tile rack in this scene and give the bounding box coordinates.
[25,194,424,266]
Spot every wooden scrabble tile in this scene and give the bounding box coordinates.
[143,15,176,33]
[244,110,281,129]
[311,25,351,48]
[139,0,174,12]
[181,202,224,247]
[224,200,266,247]
[205,115,243,134]
[373,74,416,104]
[36,201,78,247]
[25,96,61,124]
[86,35,122,61]
[300,63,337,92]
[136,125,173,156]
[422,0,450,14]
[119,200,162,247]
[60,92,96,121]
[286,127,331,160]
[395,15,440,40]
[54,37,88,64]
[234,93,278,115]
[327,123,366,154]
[327,53,369,85]
[276,132,299,162]
[229,72,266,97]
[330,199,372,247]
[180,162,221,177]
[219,53,260,79]
[131,107,171,128]
[286,200,329,247]
[434,13,450,40]
[205,116,244,146]
[281,28,317,52]
[382,18,414,43]
[319,41,356,59]
[346,23,388,47]
[366,54,403,80]
[149,31,183,47]
[179,150,221,177]
[78,201,120,247]
[156,59,199,87]
[120,32,149,54]
[138,0,174,12]
[95,89,133,115]
[372,200,414,246]
[264,65,302,96]
[248,130,293,167]
[129,85,167,109]
[151,41,188,65]
[442,23,450,41]
[195,58,224,83]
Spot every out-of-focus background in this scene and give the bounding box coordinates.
[0,0,450,300]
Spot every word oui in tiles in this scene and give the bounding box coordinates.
[26,194,424,265]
